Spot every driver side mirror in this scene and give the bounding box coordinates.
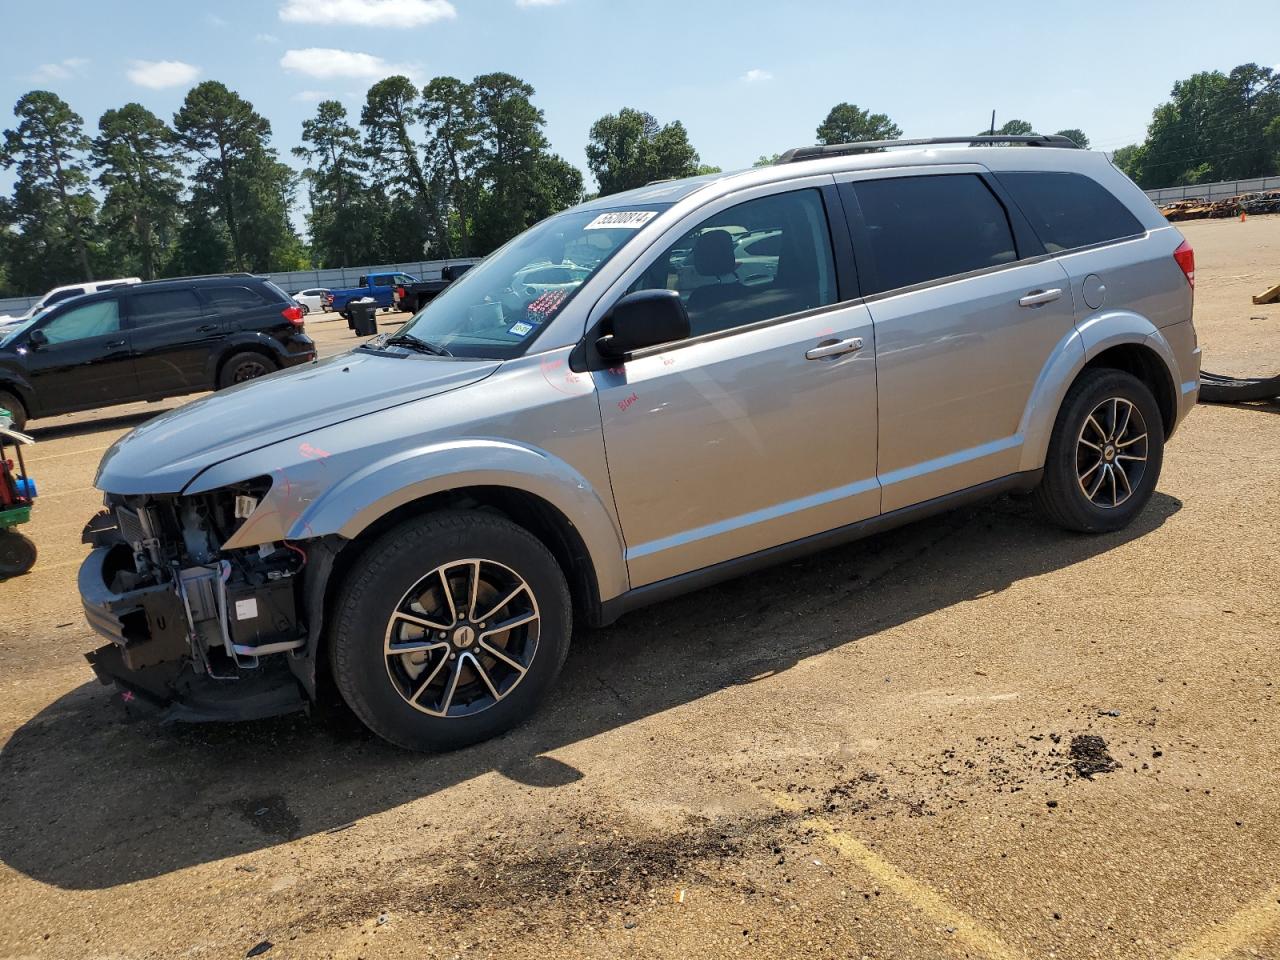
[596,290,690,359]
[26,329,47,348]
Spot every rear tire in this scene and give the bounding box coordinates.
[0,390,27,431]
[0,530,36,578]
[217,352,278,389]
[1033,369,1164,533]
[330,511,572,752]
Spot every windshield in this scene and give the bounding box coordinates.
[390,204,670,359]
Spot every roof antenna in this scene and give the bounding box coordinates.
[989,110,996,137]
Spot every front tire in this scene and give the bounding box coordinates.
[1034,369,1164,533]
[0,390,27,431]
[217,351,278,389]
[330,511,572,752]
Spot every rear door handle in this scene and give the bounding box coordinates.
[197,324,218,333]
[806,337,864,360]
[105,339,127,349]
[1018,288,1063,308]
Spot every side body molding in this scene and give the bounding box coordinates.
[280,438,630,602]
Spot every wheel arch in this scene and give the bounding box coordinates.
[213,343,280,386]
[1017,312,1180,473]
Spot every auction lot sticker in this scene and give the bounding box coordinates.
[584,211,658,230]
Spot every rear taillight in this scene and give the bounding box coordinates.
[1173,239,1195,288]
[282,305,305,325]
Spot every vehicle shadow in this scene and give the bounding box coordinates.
[0,492,1182,890]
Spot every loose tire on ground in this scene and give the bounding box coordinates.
[330,511,572,752]
[217,352,278,389]
[1033,369,1164,533]
[0,390,27,431]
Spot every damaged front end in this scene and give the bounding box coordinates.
[79,478,313,722]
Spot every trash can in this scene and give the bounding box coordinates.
[350,298,378,336]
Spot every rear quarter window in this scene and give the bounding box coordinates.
[201,286,269,312]
[998,171,1144,253]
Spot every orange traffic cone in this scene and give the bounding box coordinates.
[1241,211,1247,222]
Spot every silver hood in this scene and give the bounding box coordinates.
[95,350,501,494]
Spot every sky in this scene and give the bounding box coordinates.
[2,0,1279,210]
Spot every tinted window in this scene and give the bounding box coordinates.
[629,189,838,337]
[129,289,204,326]
[202,286,267,312]
[999,171,1144,252]
[40,300,120,344]
[851,175,1017,295]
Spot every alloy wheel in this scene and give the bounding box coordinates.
[383,558,540,718]
[1075,397,1149,508]
[234,360,269,382]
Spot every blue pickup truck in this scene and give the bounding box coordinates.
[325,272,418,317]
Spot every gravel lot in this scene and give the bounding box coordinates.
[1,219,1278,960]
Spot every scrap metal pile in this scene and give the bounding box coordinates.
[1161,191,1280,222]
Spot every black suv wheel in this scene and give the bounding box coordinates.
[218,352,278,388]
[330,511,572,752]
[1034,369,1164,533]
[0,390,27,431]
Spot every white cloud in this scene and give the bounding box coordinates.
[740,68,773,83]
[279,0,455,27]
[255,32,281,43]
[206,12,228,26]
[127,59,201,89]
[293,89,335,102]
[281,48,417,81]
[32,58,89,82]
[516,0,566,6]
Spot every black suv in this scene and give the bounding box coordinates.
[0,274,316,429]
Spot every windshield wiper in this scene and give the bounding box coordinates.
[383,333,453,357]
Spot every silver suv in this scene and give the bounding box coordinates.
[79,135,1200,751]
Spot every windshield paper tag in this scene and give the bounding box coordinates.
[508,321,534,336]
[584,211,658,231]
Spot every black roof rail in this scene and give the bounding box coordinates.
[134,272,258,286]
[776,135,1082,164]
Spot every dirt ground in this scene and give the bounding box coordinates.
[1,218,1278,960]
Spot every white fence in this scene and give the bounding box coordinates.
[1144,175,1280,205]
[0,257,483,318]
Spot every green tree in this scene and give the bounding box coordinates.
[1135,64,1280,187]
[174,81,299,271]
[1053,128,1090,148]
[753,153,781,167]
[2,90,97,285]
[585,108,701,196]
[92,103,183,280]
[294,99,377,266]
[470,72,580,252]
[420,76,481,257]
[361,75,435,250]
[1109,143,1145,180]
[816,103,901,146]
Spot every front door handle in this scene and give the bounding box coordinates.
[806,337,864,360]
[1018,288,1063,308]
[197,324,218,333]
[104,339,127,349]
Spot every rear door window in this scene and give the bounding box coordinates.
[849,174,1017,295]
[997,171,1145,252]
[128,289,205,326]
[200,285,268,314]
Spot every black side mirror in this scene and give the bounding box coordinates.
[597,290,690,359]
[26,329,47,348]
